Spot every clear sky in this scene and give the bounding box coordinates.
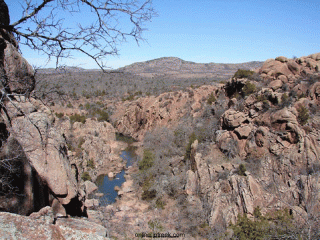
[7,0,320,69]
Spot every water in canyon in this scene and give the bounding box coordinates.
[95,137,137,205]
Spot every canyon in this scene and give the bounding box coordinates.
[0,21,320,239]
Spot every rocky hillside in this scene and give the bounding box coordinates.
[109,52,320,239]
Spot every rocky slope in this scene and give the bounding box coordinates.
[110,52,320,238]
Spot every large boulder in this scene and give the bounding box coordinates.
[1,90,84,215]
[234,124,253,139]
[260,59,292,77]
[83,180,98,195]
[271,108,298,125]
[268,79,283,90]
[11,108,78,204]
[308,52,320,61]
[221,109,249,129]
[309,82,320,101]
[287,59,301,75]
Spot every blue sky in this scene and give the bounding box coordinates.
[7,0,320,69]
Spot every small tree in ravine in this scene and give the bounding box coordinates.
[238,164,246,176]
[297,104,309,126]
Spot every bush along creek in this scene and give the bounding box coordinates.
[95,133,137,205]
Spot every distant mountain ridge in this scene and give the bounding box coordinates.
[38,57,263,78]
[119,57,263,75]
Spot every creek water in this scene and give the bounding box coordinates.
[95,145,137,205]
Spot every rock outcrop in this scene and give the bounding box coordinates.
[259,52,320,88]
[0,208,110,239]
[112,85,219,140]
[0,19,84,216]
[54,115,124,181]
[187,54,320,229]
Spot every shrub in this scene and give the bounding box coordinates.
[148,220,163,232]
[138,149,155,171]
[66,143,74,151]
[69,114,86,124]
[85,102,91,110]
[122,94,135,101]
[256,94,267,102]
[174,128,188,148]
[242,81,256,96]
[233,69,255,79]
[207,92,216,105]
[279,93,291,108]
[77,137,85,149]
[184,132,197,160]
[55,112,64,118]
[197,221,211,237]
[281,93,289,102]
[141,174,154,191]
[87,159,95,169]
[230,212,268,240]
[81,172,91,181]
[66,103,73,108]
[96,109,109,122]
[141,189,157,201]
[238,164,246,176]
[155,198,166,209]
[230,208,298,240]
[253,206,263,219]
[297,104,309,126]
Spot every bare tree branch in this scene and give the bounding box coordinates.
[9,0,157,70]
[11,0,54,27]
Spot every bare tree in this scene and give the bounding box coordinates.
[9,0,156,69]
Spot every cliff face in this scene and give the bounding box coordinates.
[112,85,221,141]
[0,29,84,216]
